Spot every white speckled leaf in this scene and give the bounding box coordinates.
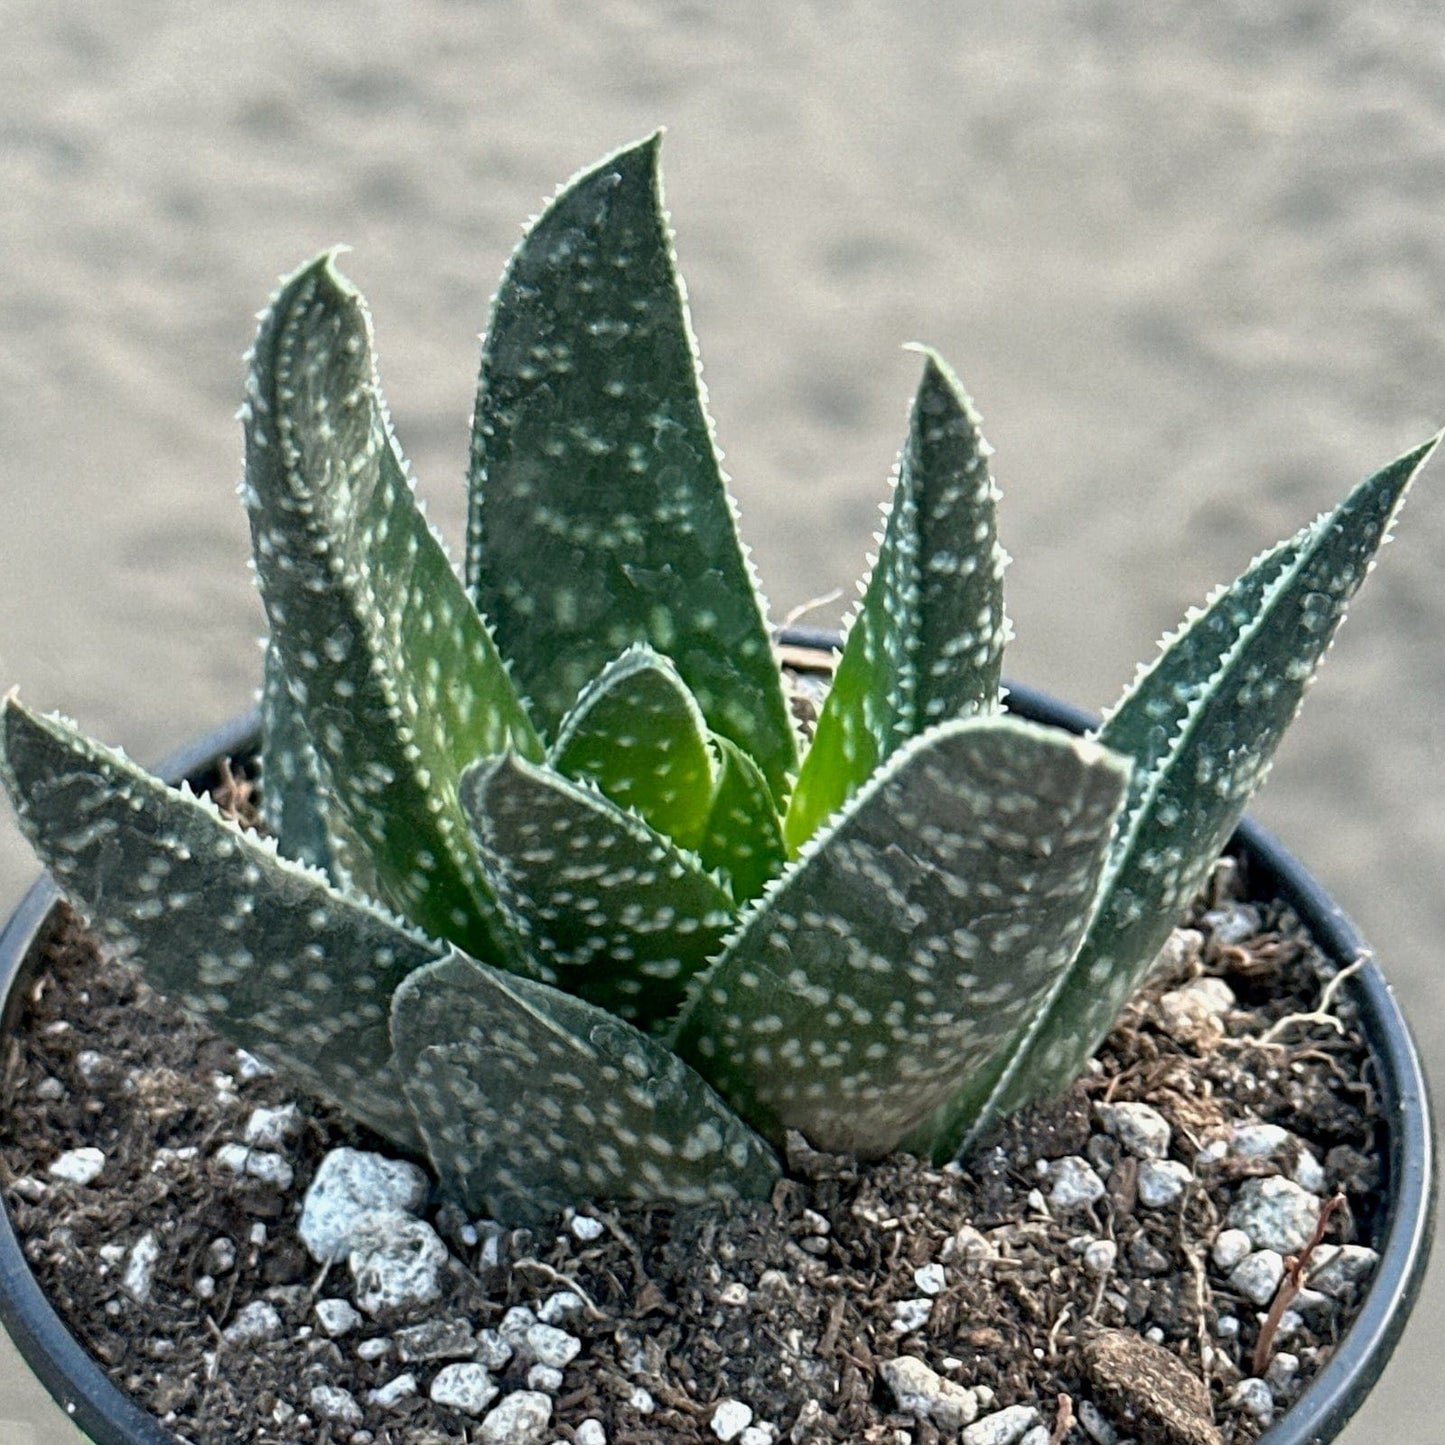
[461,754,736,1032]
[974,436,1438,1134]
[785,351,1008,852]
[466,135,797,800]
[0,698,439,1152]
[551,645,716,849]
[244,253,541,964]
[671,716,1130,1158]
[391,951,780,1223]
[259,640,377,899]
[697,734,787,905]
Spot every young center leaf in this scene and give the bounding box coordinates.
[785,351,1008,852]
[550,645,716,849]
[0,698,440,1152]
[696,734,787,904]
[970,436,1438,1136]
[462,754,736,1033]
[391,951,780,1223]
[244,253,541,964]
[466,134,797,800]
[671,715,1130,1158]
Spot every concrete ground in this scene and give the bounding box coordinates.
[2,3,1443,1439]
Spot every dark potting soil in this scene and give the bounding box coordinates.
[0,858,1385,1445]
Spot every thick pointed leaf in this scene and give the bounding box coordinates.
[461,754,736,1032]
[466,134,797,799]
[975,436,1438,1132]
[785,351,1008,851]
[260,641,379,899]
[697,734,787,904]
[551,645,715,848]
[0,698,439,1152]
[244,253,540,963]
[391,952,780,1223]
[670,716,1130,1158]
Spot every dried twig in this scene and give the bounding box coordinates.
[1049,1393,1075,1445]
[513,1257,606,1320]
[1260,960,1364,1044]
[1252,1191,1347,1375]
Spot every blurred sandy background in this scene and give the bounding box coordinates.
[3,2,1444,1440]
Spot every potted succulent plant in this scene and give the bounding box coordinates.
[0,135,1434,1445]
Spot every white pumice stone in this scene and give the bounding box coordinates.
[738,1427,777,1445]
[213,1143,294,1191]
[1137,1159,1192,1207]
[500,1305,539,1343]
[962,1403,1040,1445]
[1230,1121,1292,1158]
[394,1318,476,1361]
[475,1328,514,1369]
[1083,1239,1117,1276]
[1265,1352,1300,1390]
[890,1297,934,1332]
[429,1363,500,1415]
[1094,1101,1172,1159]
[222,1300,283,1346]
[356,1337,391,1361]
[1076,1398,1118,1443]
[537,1290,586,1324]
[1230,1250,1286,1307]
[629,1386,656,1413]
[1229,1377,1274,1423]
[1018,1430,1051,1445]
[1228,1177,1323,1254]
[1215,1314,1240,1338]
[943,1224,997,1264]
[913,1262,947,1295]
[1307,1244,1380,1297]
[1202,903,1262,945]
[48,1147,105,1185]
[569,1214,605,1242]
[1047,1156,1105,1210]
[577,1422,608,1445]
[123,1232,160,1303]
[1290,1150,1328,1195]
[348,1211,450,1315]
[243,1103,301,1149]
[299,1148,429,1263]
[479,1390,553,1444]
[1211,1227,1254,1272]
[367,1373,418,1409]
[315,1298,363,1338]
[880,1356,979,1430]
[525,1322,582,1368]
[234,1049,275,1079]
[528,1364,565,1392]
[711,1399,754,1440]
[308,1386,363,1426]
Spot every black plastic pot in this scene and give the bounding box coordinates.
[0,683,1433,1445]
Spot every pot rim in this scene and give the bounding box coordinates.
[0,684,1432,1445]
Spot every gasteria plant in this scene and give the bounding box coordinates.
[1,136,1434,1226]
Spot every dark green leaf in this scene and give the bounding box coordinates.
[0,698,438,1152]
[462,754,736,1032]
[466,135,797,799]
[244,253,540,963]
[391,951,780,1223]
[671,716,1129,1157]
[974,436,1438,1133]
[697,734,786,904]
[551,645,715,849]
[786,351,1007,850]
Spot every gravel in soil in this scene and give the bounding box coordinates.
[0,857,1386,1445]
